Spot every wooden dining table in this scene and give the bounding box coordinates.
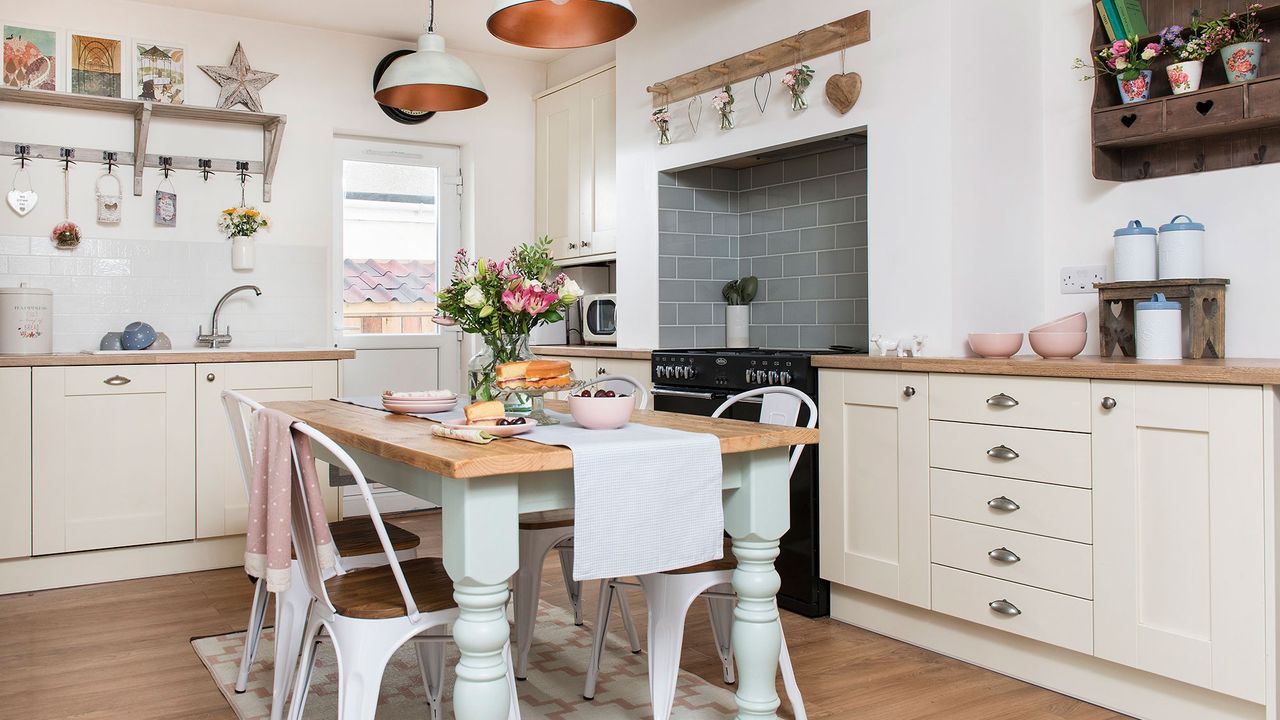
[266,399,818,720]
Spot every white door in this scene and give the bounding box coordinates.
[334,137,463,513]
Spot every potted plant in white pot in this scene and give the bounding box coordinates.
[1163,23,1209,94]
[1074,36,1166,103]
[722,275,757,348]
[1205,4,1269,84]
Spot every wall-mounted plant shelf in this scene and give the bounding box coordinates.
[0,87,286,201]
[1089,1,1280,181]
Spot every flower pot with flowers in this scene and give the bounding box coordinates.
[218,206,269,271]
[1163,22,1209,94]
[435,237,582,409]
[782,65,815,111]
[1204,4,1269,84]
[711,85,735,130]
[1075,36,1166,103]
[651,105,672,145]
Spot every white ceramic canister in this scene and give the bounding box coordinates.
[725,305,750,348]
[0,283,53,354]
[1136,292,1182,360]
[1158,214,1205,280]
[1113,220,1158,281]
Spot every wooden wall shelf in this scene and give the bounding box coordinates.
[646,10,870,108]
[0,87,286,202]
[1089,1,1280,181]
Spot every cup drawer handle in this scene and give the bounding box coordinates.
[987,496,1020,512]
[988,547,1021,563]
[986,444,1020,460]
[104,375,131,386]
[989,599,1022,616]
[986,393,1019,407]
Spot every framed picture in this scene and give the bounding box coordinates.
[3,23,61,91]
[134,40,183,104]
[69,31,127,97]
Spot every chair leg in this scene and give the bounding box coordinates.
[706,583,736,685]
[556,545,583,626]
[582,579,616,700]
[779,620,807,720]
[513,531,550,681]
[270,570,313,720]
[504,642,522,720]
[329,617,398,720]
[284,612,323,720]
[616,583,642,654]
[236,578,270,693]
[416,627,448,720]
[640,573,709,720]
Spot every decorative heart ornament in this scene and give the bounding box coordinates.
[7,189,38,216]
[825,72,863,115]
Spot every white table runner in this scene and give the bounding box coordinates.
[336,397,725,580]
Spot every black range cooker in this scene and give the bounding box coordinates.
[651,347,850,618]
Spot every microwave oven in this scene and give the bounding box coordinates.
[581,293,617,344]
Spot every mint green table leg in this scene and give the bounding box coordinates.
[724,447,791,720]
[442,474,520,720]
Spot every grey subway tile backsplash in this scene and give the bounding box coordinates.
[656,139,869,349]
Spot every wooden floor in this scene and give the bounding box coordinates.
[0,510,1128,720]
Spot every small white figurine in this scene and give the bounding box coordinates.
[871,334,899,357]
[909,334,927,357]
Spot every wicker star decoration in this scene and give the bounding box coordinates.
[198,43,278,113]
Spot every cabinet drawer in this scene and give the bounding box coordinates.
[930,469,1092,543]
[929,374,1090,432]
[62,365,170,395]
[1165,86,1243,132]
[1249,77,1280,118]
[1093,103,1163,144]
[931,564,1093,655]
[930,516,1092,599]
[930,420,1091,488]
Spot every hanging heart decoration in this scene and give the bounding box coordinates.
[825,72,862,115]
[687,96,703,136]
[7,189,37,216]
[753,72,771,114]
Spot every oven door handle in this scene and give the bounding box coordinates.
[651,388,718,400]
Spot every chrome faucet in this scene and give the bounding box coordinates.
[198,285,262,348]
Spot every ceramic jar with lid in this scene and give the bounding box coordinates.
[1158,215,1205,280]
[1113,220,1158,281]
[0,283,53,354]
[1136,292,1182,360]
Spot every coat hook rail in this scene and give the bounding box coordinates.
[0,141,264,191]
[646,9,870,107]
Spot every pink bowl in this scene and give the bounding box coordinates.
[968,333,1024,358]
[1030,312,1087,334]
[1028,331,1088,359]
[568,395,635,430]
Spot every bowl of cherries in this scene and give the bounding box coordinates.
[567,388,635,430]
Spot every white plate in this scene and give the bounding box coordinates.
[442,419,535,437]
[384,399,457,414]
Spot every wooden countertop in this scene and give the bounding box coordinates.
[0,348,355,367]
[268,399,815,479]
[812,354,1280,386]
[531,345,652,360]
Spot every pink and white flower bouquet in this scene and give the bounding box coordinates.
[711,85,735,130]
[651,105,672,145]
[1075,36,1165,103]
[782,64,815,111]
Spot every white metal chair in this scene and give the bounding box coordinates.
[221,391,420,719]
[583,385,815,720]
[511,375,648,680]
[284,420,521,720]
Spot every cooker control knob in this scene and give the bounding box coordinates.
[657,365,668,379]
[780,370,793,385]
[768,370,780,384]
[745,369,754,383]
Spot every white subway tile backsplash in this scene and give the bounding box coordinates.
[9,256,51,275]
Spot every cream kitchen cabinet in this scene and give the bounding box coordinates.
[0,368,31,560]
[32,365,195,555]
[817,369,930,608]
[1092,381,1265,704]
[194,360,340,538]
[535,66,616,264]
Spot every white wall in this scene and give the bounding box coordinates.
[0,0,544,351]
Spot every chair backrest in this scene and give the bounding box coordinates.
[581,374,649,409]
[222,389,266,498]
[288,420,424,622]
[713,386,817,478]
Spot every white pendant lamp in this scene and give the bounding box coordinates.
[374,0,488,112]
[488,0,637,49]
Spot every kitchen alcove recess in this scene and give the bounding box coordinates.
[1089,1,1280,181]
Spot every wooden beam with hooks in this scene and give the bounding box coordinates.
[645,10,870,107]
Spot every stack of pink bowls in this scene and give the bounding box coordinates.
[1028,312,1087,359]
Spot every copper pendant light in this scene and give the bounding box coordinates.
[374,0,489,112]
[487,0,637,49]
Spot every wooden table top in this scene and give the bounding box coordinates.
[812,354,1280,386]
[266,399,817,479]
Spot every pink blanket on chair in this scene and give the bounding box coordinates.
[244,408,335,592]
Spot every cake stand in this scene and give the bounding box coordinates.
[498,379,585,425]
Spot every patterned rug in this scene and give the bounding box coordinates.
[192,602,738,719]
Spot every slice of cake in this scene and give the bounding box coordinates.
[463,400,506,426]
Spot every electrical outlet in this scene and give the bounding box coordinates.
[1060,265,1108,294]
